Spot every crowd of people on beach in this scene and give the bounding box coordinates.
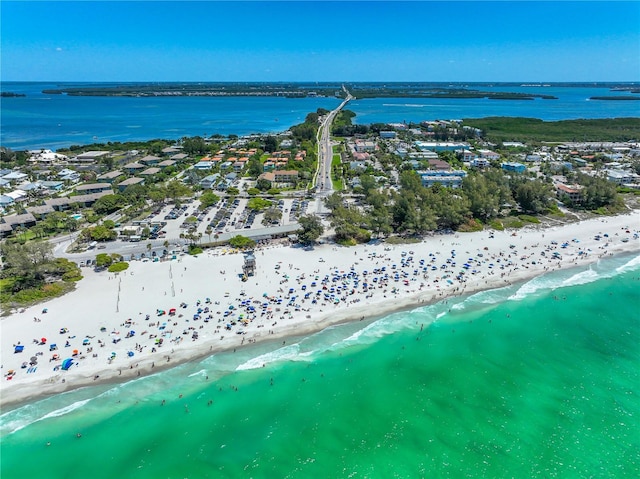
[2,217,638,404]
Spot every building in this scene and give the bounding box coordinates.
[501,162,526,173]
[200,174,220,190]
[0,212,37,231]
[170,153,188,162]
[380,131,397,139]
[123,162,146,174]
[428,159,451,171]
[555,183,584,203]
[57,169,80,183]
[28,149,68,164]
[470,158,490,168]
[419,170,467,189]
[194,161,214,170]
[96,170,124,184]
[606,169,634,185]
[258,170,299,186]
[75,183,113,194]
[75,151,109,162]
[40,180,64,191]
[2,171,28,184]
[140,167,161,176]
[478,149,500,160]
[415,141,468,152]
[117,177,145,191]
[157,159,177,168]
[44,191,111,211]
[139,155,161,165]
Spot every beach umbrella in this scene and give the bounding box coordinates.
[41,337,47,344]
[61,358,74,370]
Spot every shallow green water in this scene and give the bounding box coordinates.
[2,255,639,478]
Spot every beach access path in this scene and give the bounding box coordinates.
[1,212,638,408]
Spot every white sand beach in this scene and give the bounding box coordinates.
[2,213,638,408]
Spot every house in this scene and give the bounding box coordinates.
[501,162,526,173]
[354,140,376,153]
[0,195,15,207]
[263,161,275,172]
[0,178,10,189]
[57,168,80,183]
[5,190,28,203]
[225,172,238,182]
[200,174,220,190]
[419,170,467,189]
[170,153,188,162]
[117,177,145,191]
[40,181,64,191]
[232,162,245,172]
[139,155,161,165]
[75,183,113,194]
[556,183,584,203]
[140,167,161,176]
[17,182,42,194]
[478,149,500,160]
[28,149,68,164]
[470,158,490,168]
[606,169,634,185]
[123,162,146,174]
[349,161,367,172]
[97,170,124,184]
[74,151,109,163]
[162,147,181,155]
[428,159,451,171]
[2,171,28,184]
[220,161,233,169]
[258,170,299,186]
[157,159,177,168]
[462,150,478,162]
[193,161,214,170]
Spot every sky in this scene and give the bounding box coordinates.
[1,1,639,82]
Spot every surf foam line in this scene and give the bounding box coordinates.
[509,253,640,302]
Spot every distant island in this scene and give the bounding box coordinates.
[590,96,640,101]
[41,82,557,100]
[1,92,26,97]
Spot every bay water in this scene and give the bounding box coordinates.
[2,253,638,478]
[1,83,638,151]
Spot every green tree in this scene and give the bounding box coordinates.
[263,136,278,152]
[262,207,282,226]
[199,191,220,209]
[95,253,113,268]
[297,215,325,244]
[256,178,271,191]
[512,179,552,214]
[93,194,125,215]
[247,198,272,211]
[228,235,256,249]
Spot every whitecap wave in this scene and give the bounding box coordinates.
[2,398,93,435]
[236,343,308,371]
[616,254,640,274]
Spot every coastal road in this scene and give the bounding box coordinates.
[315,87,353,212]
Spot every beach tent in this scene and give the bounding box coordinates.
[61,358,74,370]
[14,345,24,353]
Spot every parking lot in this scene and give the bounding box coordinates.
[139,196,312,243]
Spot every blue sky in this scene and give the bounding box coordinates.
[2,1,639,82]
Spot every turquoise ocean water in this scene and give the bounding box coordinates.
[2,253,639,478]
[1,83,639,150]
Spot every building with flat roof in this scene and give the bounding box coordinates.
[419,170,467,189]
[117,177,145,191]
[75,183,113,194]
[97,170,124,183]
[75,151,109,162]
[501,162,526,173]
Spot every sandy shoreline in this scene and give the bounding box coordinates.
[2,212,639,409]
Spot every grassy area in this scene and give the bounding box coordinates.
[332,178,344,191]
[332,154,341,167]
[464,117,640,143]
[1,281,76,313]
[385,236,422,245]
